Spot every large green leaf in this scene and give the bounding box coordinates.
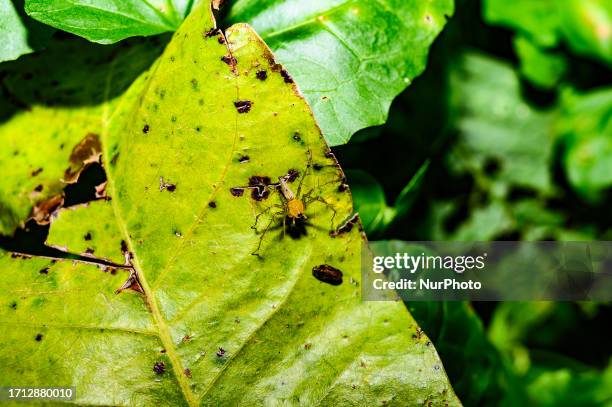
[483,0,612,66]
[1,2,460,405]
[0,0,53,62]
[227,0,455,145]
[24,0,181,44]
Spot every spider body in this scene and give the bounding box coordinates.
[279,176,307,221]
[250,152,336,256]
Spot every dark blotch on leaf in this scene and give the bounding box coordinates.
[35,333,43,341]
[204,27,220,38]
[234,100,252,113]
[293,133,301,142]
[284,169,299,183]
[248,176,272,201]
[312,264,343,286]
[313,163,323,171]
[31,168,43,177]
[153,361,165,375]
[280,69,294,83]
[39,267,49,275]
[142,124,150,134]
[256,70,267,80]
[191,78,199,90]
[184,368,192,378]
[84,232,92,241]
[330,213,361,237]
[216,347,226,357]
[208,201,217,208]
[221,55,237,66]
[159,177,177,192]
[33,184,43,192]
[230,187,245,197]
[238,155,250,163]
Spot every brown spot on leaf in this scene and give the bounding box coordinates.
[312,264,343,286]
[143,124,150,134]
[221,55,237,66]
[238,155,250,163]
[33,184,43,192]
[153,361,165,375]
[280,69,294,83]
[230,187,245,197]
[31,167,43,177]
[84,232,92,241]
[120,240,128,254]
[115,270,143,294]
[330,213,361,237]
[234,100,252,113]
[31,195,64,225]
[208,201,217,208]
[248,176,272,201]
[184,368,192,378]
[159,177,177,192]
[64,133,102,183]
[283,169,299,183]
[95,181,108,200]
[256,70,267,80]
[216,347,226,357]
[203,27,220,38]
[39,267,49,275]
[35,333,43,341]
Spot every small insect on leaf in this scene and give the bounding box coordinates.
[312,264,343,286]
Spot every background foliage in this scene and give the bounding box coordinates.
[337,0,612,405]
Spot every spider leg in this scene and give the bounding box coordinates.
[296,149,313,197]
[252,204,283,231]
[252,211,283,256]
[306,196,337,229]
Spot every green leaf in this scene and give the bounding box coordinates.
[0,0,53,62]
[484,0,612,65]
[46,200,125,264]
[448,52,556,196]
[226,0,455,146]
[483,0,560,48]
[24,0,180,44]
[0,37,161,235]
[513,35,567,89]
[1,3,460,405]
[346,162,427,236]
[426,52,592,241]
[408,301,526,406]
[559,86,612,202]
